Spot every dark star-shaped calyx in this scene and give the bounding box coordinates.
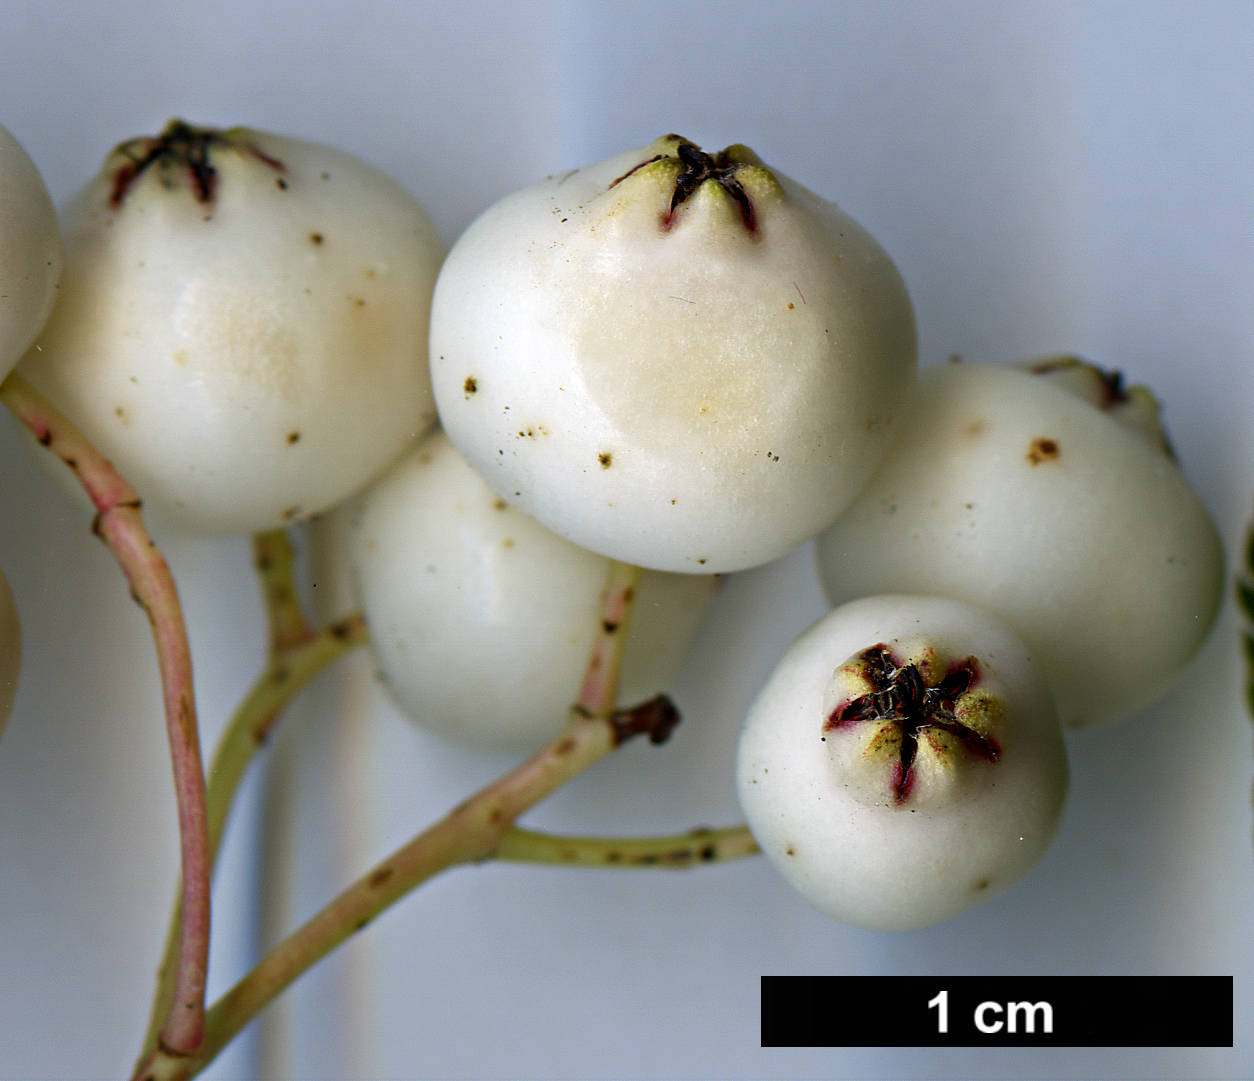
[825,645,1000,805]
[107,119,285,209]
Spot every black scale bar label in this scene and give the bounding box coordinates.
[761,976,1233,1047]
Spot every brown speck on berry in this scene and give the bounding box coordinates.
[1027,437,1060,464]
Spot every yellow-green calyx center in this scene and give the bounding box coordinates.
[610,136,760,231]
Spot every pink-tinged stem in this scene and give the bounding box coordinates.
[140,612,367,1061]
[0,372,211,1055]
[576,560,641,716]
[140,531,364,1065]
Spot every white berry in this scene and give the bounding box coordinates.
[737,594,1067,931]
[430,135,916,573]
[347,428,718,750]
[816,361,1224,728]
[18,121,444,535]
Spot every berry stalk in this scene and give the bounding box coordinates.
[139,531,366,1064]
[0,370,211,1054]
[496,824,759,868]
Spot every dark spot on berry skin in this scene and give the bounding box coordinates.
[37,430,52,447]
[602,620,619,634]
[826,646,998,805]
[286,431,300,444]
[275,177,288,190]
[699,845,717,862]
[972,878,991,892]
[310,232,323,245]
[464,376,477,396]
[598,452,612,468]
[1027,437,1060,464]
[492,498,506,511]
[368,867,393,888]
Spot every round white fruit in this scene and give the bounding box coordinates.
[18,121,444,535]
[0,567,19,739]
[0,124,61,378]
[348,428,719,750]
[737,594,1067,932]
[430,135,917,573]
[816,361,1224,728]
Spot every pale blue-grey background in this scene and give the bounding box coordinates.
[0,2,1250,1078]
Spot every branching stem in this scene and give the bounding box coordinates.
[134,696,677,1081]
[131,560,653,1081]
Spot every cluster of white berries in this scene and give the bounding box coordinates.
[0,122,1225,930]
